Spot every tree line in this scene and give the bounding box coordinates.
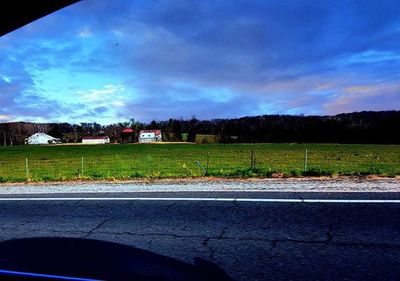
[0,110,399,145]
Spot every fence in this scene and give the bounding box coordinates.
[0,148,399,182]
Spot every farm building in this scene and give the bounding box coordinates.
[121,128,135,143]
[195,134,221,144]
[25,133,61,145]
[139,130,162,143]
[82,136,110,144]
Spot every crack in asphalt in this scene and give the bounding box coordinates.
[87,230,400,250]
[268,238,400,250]
[17,220,36,227]
[201,206,254,260]
[81,218,112,238]
[202,237,215,261]
[1,224,400,253]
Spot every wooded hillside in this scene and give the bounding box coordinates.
[1,111,399,145]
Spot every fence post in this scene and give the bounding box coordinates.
[195,161,207,175]
[81,157,84,177]
[147,154,151,177]
[304,149,308,172]
[206,152,210,174]
[250,151,255,169]
[25,158,29,178]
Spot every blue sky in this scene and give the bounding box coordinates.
[1,0,400,124]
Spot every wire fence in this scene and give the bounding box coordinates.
[0,149,399,182]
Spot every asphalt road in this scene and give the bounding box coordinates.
[0,191,400,280]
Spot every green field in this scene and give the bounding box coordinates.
[0,143,399,182]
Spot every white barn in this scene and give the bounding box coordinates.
[25,133,61,145]
[139,130,162,143]
[82,136,110,144]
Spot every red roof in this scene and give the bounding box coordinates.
[122,128,134,133]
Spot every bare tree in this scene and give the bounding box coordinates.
[34,123,50,133]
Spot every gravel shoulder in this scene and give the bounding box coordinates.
[0,177,399,195]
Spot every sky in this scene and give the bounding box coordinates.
[0,0,400,124]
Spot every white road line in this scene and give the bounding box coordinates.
[0,197,398,203]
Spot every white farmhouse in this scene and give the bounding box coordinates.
[25,133,61,145]
[139,130,162,143]
[82,136,110,144]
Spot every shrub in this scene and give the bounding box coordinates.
[41,175,57,182]
[289,170,302,177]
[345,167,385,176]
[89,172,104,179]
[130,171,145,178]
[365,167,384,175]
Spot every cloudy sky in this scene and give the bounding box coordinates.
[1,0,399,124]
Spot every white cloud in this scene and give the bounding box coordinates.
[111,29,124,37]
[112,100,125,107]
[0,114,11,121]
[322,81,400,114]
[78,26,92,38]
[0,75,11,83]
[78,84,125,101]
[338,50,400,66]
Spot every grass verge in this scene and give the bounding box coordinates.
[0,143,399,183]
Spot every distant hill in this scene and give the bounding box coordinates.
[1,110,400,145]
[194,110,400,144]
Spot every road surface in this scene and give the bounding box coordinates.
[0,191,400,280]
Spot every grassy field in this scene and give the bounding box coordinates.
[0,143,399,182]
